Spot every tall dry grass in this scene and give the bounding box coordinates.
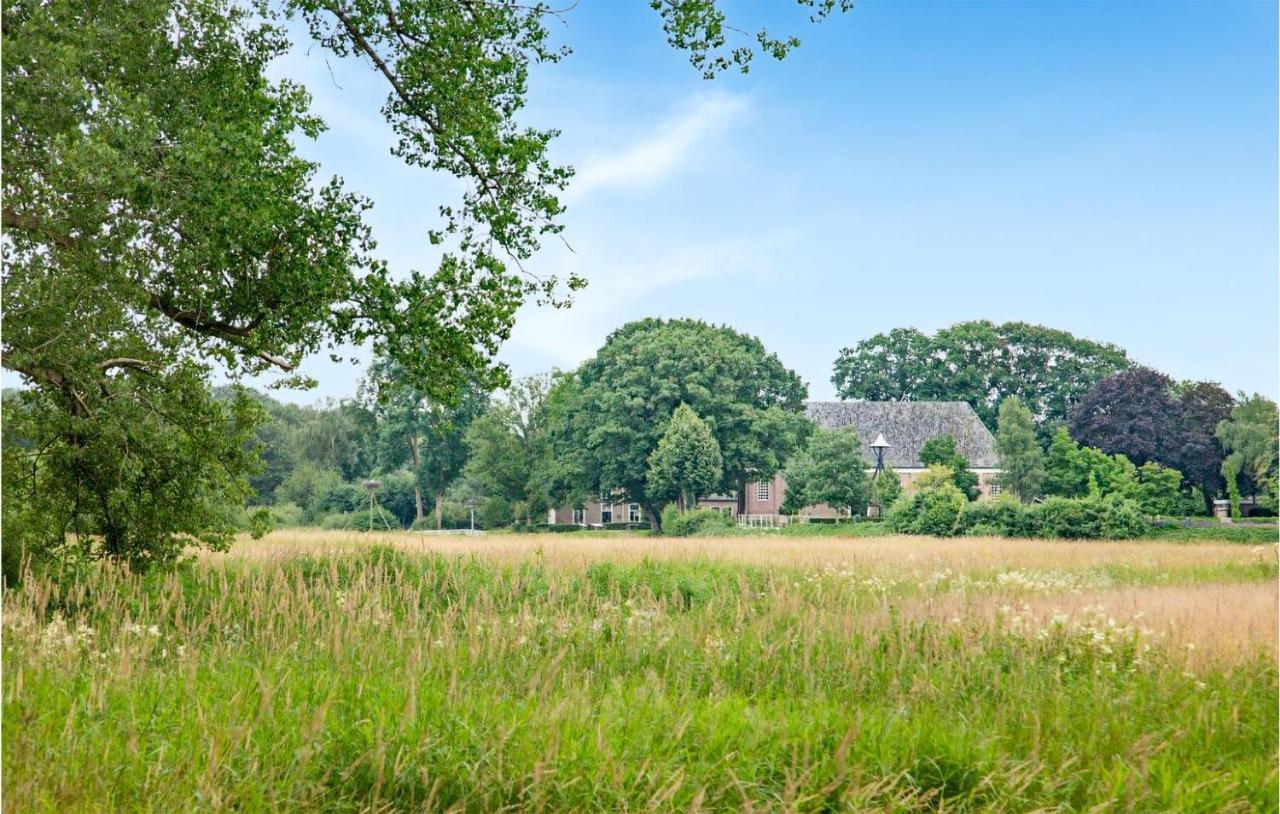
[217,529,1274,572]
[3,534,1276,811]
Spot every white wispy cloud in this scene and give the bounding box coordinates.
[503,227,796,369]
[567,91,751,201]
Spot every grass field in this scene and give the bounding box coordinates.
[5,530,1277,811]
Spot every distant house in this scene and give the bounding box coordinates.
[548,400,1001,526]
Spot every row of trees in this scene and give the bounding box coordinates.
[222,319,812,534]
[224,369,555,531]
[163,318,1280,536]
[7,306,1274,567]
[836,321,1276,515]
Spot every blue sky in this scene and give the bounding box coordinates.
[264,0,1278,404]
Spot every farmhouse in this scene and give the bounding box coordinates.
[548,400,1001,526]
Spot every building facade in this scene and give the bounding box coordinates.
[548,401,1002,526]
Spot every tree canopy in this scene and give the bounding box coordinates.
[2,0,847,565]
[1216,394,1279,512]
[1042,426,1199,516]
[995,397,1044,502]
[545,318,810,530]
[780,427,870,518]
[919,435,980,501]
[463,373,556,525]
[831,321,1131,431]
[363,360,487,528]
[1068,369,1232,510]
[647,405,724,512]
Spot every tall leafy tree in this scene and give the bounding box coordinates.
[1216,394,1280,512]
[2,0,846,566]
[1171,381,1234,506]
[1,371,262,571]
[1042,427,1082,498]
[832,321,1131,432]
[1070,370,1233,510]
[1134,462,1188,517]
[995,396,1044,502]
[463,373,556,525]
[919,435,980,501]
[291,402,378,482]
[1068,368,1182,469]
[365,361,486,528]
[780,427,870,518]
[872,463,904,512]
[546,319,810,531]
[647,405,724,512]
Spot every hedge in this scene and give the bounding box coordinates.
[890,492,1148,540]
[660,506,736,537]
[958,495,1146,539]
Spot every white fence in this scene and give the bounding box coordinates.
[737,514,796,528]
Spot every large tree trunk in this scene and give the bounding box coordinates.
[643,501,662,533]
[435,493,444,530]
[736,479,747,517]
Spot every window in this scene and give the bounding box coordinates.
[628,503,642,523]
[756,481,771,501]
[601,497,613,524]
[989,484,1003,496]
[572,508,586,525]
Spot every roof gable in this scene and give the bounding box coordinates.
[804,401,999,469]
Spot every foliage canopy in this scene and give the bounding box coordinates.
[545,318,810,529]
[780,427,870,518]
[2,0,846,564]
[832,321,1131,432]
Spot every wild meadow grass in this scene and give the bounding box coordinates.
[4,532,1277,812]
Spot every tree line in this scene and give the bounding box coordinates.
[237,318,1280,534]
[6,316,1276,570]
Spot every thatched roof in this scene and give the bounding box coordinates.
[805,401,999,469]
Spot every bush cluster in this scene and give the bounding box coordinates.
[322,510,398,531]
[886,482,967,536]
[890,491,1148,540]
[660,506,736,537]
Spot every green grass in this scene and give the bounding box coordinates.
[4,547,1276,812]
[1146,524,1278,543]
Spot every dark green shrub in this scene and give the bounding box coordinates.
[1034,496,1101,539]
[2,538,30,588]
[958,496,1025,536]
[660,506,736,537]
[1097,494,1147,539]
[475,497,514,529]
[375,471,418,527]
[407,501,477,530]
[323,510,397,531]
[314,479,365,516]
[268,502,306,527]
[957,494,1147,540]
[887,482,966,537]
